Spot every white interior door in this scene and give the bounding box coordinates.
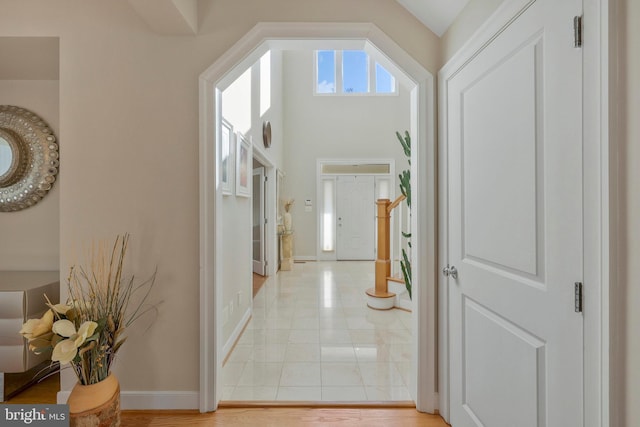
[336,175,375,260]
[445,1,583,426]
[252,167,266,275]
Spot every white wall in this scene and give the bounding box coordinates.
[268,50,285,171]
[221,62,253,347]
[0,0,440,401]
[220,50,284,348]
[259,50,285,274]
[222,68,252,134]
[282,50,411,258]
[0,80,59,270]
[219,157,252,346]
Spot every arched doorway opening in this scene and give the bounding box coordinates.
[199,22,437,413]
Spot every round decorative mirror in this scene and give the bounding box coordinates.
[0,135,13,177]
[262,120,272,148]
[0,105,59,212]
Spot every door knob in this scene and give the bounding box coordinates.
[442,265,458,279]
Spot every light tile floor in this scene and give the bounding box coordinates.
[222,261,413,402]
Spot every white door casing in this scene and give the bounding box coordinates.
[253,167,266,275]
[336,175,376,260]
[444,0,584,426]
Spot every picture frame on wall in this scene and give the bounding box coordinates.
[221,118,234,196]
[235,132,251,197]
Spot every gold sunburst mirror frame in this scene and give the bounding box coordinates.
[0,105,59,212]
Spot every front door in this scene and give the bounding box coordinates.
[336,175,375,260]
[445,0,583,426]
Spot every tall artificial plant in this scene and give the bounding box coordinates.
[397,131,412,299]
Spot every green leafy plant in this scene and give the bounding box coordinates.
[396,131,412,299]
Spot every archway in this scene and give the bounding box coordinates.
[199,22,437,413]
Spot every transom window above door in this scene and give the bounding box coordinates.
[315,50,397,95]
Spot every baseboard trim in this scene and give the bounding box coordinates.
[58,390,199,409]
[218,400,416,408]
[294,256,316,261]
[222,307,251,361]
[56,308,252,410]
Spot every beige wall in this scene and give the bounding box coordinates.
[0,0,440,396]
[616,1,639,425]
[440,0,505,65]
[0,80,59,270]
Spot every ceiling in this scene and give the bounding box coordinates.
[0,1,469,79]
[395,0,472,36]
[125,0,473,38]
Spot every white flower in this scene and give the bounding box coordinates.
[52,339,78,364]
[52,319,76,337]
[50,320,98,365]
[48,303,72,315]
[74,321,98,347]
[20,310,54,340]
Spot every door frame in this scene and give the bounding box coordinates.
[437,0,612,425]
[252,144,277,277]
[316,158,396,262]
[199,23,437,413]
[252,165,267,275]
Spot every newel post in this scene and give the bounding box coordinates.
[375,199,391,294]
[366,196,404,310]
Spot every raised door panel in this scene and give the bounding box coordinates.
[462,40,543,280]
[337,176,375,260]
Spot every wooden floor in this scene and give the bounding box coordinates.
[4,374,449,426]
[121,408,449,427]
[4,371,59,404]
[252,272,267,297]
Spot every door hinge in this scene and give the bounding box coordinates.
[575,282,583,313]
[264,218,268,224]
[573,15,583,48]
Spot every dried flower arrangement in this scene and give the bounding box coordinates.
[20,233,156,385]
[284,199,294,212]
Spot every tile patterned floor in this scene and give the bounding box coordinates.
[222,261,413,402]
